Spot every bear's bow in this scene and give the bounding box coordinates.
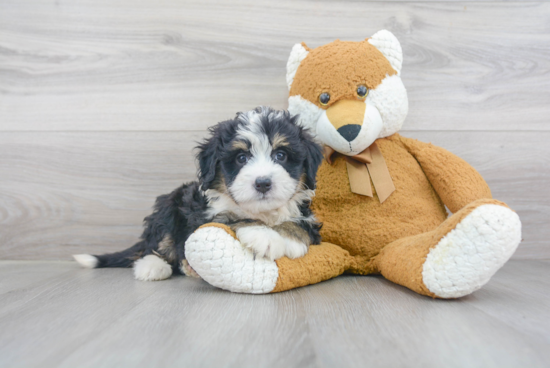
[324,143,396,203]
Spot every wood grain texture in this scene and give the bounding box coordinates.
[0,130,547,260]
[1,0,550,131]
[0,260,549,368]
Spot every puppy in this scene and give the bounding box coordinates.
[74,107,324,281]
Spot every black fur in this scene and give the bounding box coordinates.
[95,182,210,271]
[297,201,322,245]
[92,107,323,272]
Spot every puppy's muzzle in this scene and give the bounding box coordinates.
[254,176,272,194]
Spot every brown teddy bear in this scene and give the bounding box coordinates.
[185,30,522,298]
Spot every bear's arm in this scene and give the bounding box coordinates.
[398,135,492,213]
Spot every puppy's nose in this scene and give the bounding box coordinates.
[254,177,272,194]
[337,124,361,142]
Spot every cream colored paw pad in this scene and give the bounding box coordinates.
[185,227,278,294]
[423,204,522,298]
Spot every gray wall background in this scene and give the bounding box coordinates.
[1,0,549,260]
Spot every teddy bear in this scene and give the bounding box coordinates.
[184,30,522,298]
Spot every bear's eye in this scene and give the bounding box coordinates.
[357,85,369,98]
[236,153,249,165]
[319,92,330,106]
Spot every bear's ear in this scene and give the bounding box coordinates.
[286,42,310,90]
[368,30,403,75]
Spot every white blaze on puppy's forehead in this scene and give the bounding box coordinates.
[237,128,271,158]
[236,108,272,157]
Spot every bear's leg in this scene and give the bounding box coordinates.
[375,198,522,298]
[185,224,353,293]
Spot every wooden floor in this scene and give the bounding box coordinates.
[0,259,549,368]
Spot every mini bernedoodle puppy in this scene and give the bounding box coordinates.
[74,107,324,281]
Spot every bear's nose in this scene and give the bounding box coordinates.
[337,124,361,142]
[254,177,272,194]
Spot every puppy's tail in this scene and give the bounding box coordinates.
[73,241,145,269]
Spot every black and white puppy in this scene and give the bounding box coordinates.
[74,107,323,281]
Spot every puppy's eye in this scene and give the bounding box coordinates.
[236,153,249,165]
[357,85,368,98]
[319,92,330,106]
[274,151,287,162]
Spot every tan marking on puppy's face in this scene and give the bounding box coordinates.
[271,133,289,149]
[231,140,249,151]
[289,40,397,109]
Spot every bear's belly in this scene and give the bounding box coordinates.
[311,142,447,260]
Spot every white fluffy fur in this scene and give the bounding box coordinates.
[230,160,297,211]
[133,254,173,281]
[369,74,409,138]
[284,238,309,259]
[205,188,314,227]
[368,30,403,75]
[288,95,323,134]
[423,205,522,298]
[286,43,309,90]
[73,254,99,268]
[237,226,308,261]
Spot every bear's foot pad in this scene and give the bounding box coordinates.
[423,204,521,298]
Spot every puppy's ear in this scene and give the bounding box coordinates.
[300,127,323,190]
[196,124,223,191]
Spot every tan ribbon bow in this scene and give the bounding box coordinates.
[324,143,395,203]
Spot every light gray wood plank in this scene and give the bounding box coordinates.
[463,260,550,344]
[296,264,550,368]
[0,260,74,295]
[0,264,161,368]
[0,260,549,368]
[58,277,317,368]
[1,1,549,131]
[0,130,547,260]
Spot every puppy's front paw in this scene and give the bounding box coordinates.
[236,226,286,261]
[285,239,308,259]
